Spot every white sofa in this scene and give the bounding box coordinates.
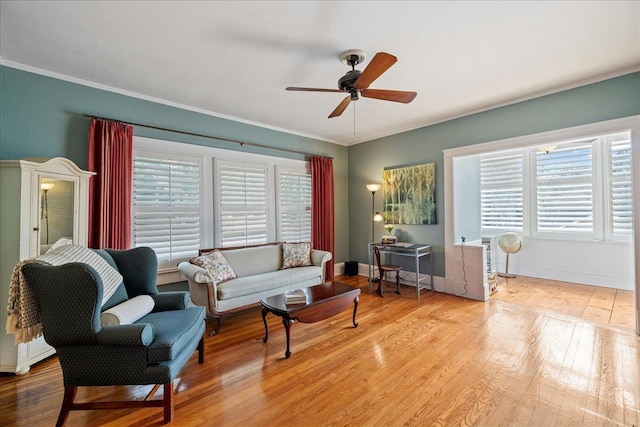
[178,243,332,335]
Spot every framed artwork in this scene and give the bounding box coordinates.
[382,163,436,225]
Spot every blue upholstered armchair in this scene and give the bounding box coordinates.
[22,247,206,426]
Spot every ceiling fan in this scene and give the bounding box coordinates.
[286,49,417,118]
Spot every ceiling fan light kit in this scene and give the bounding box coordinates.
[286,49,417,119]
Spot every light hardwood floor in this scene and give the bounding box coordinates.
[1,275,638,426]
[491,275,637,331]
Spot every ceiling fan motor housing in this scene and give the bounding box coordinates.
[338,70,361,91]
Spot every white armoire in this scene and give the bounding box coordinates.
[0,158,94,374]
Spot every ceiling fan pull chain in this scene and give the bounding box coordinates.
[353,102,356,135]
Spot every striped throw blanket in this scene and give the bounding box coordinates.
[5,244,123,345]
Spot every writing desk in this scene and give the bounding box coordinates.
[368,242,434,300]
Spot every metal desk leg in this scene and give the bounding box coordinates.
[430,251,434,290]
[416,250,420,300]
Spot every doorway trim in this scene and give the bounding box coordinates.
[443,115,640,336]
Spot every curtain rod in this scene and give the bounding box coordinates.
[81,114,332,159]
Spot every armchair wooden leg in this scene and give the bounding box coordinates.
[163,383,174,424]
[55,382,179,425]
[198,334,205,364]
[56,386,76,427]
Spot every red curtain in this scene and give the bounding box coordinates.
[88,119,133,249]
[311,156,335,280]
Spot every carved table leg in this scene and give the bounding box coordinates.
[352,296,359,328]
[282,317,294,359]
[261,307,269,343]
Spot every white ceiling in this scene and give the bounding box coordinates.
[1,1,639,145]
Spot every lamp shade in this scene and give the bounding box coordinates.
[41,182,55,191]
[373,212,383,222]
[366,184,381,193]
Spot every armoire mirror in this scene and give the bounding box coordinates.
[38,177,75,255]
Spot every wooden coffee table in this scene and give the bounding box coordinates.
[261,281,360,358]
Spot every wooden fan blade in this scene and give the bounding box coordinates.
[286,87,344,93]
[354,52,397,90]
[361,89,417,103]
[329,96,352,118]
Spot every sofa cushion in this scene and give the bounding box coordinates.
[281,242,312,269]
[190,250,236,283]
[140,307,205,363]
[217,266,321,300]
[221,244,283,277]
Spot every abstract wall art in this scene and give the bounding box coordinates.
[382,163,436,225]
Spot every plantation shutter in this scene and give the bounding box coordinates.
[536,143,593,233]
[219,162,268,247]
[480,153,524,232]
[610,134,632,234]
[278,169,312,242]
[133,153,201,262]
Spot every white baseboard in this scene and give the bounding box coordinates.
[334,262,345,277]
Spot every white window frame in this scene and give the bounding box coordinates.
[479,131,633,242]
[532,139,596,240]
[479,152,525,234]
[132,149,207,269]
[132,136,308,267]
[275,165,312,242]
[604,132,634,240]
[214,159,274,247]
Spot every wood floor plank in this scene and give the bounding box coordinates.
[492,275,635,331]
[1,275,638,426]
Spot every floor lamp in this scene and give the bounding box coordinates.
[366,184,382,243]
[367,184,383,282]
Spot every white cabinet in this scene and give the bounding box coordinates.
[452,240,496,301]
[0,158,94,374]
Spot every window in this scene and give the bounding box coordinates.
[535,142,593,234]
[480,153,524,232]
[479,130,632,240]
[217,160,269,247]
[277,167,311,242]
[132,137,309,266]
[609,133,633,235]
[132,152,202,263]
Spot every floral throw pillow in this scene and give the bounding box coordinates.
[281,242,313,269]
[189,250,237,283]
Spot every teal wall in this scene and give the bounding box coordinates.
[0,65,350,263]
[348,72,640,277]
[3,66,639,275]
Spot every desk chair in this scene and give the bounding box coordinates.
[374,245,402,297]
